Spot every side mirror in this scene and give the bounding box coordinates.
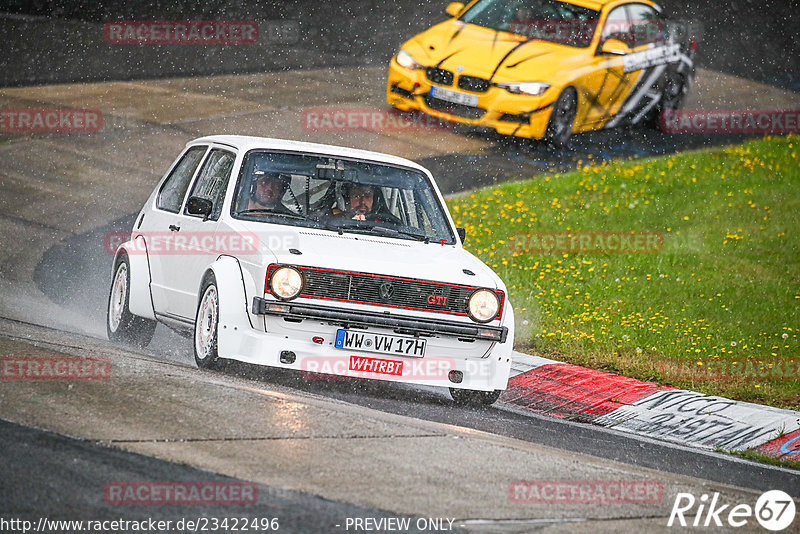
[445,2,464,17]
[456,227,466,243]
[600,38,631,56]
[186,196,213,221]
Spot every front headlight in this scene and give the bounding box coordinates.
[396,50,423,70]
[468,289,500,323]
[496,82,550,96]
[271,266,303,300]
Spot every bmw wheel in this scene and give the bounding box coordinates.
[107,253,156,348]
[544,88,577,147]
[449,388,502,407]
[652,73,688,130]
[194,274,220,369]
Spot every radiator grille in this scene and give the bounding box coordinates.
[267,265,503,319]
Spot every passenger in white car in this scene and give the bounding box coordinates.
[245,170,294,214]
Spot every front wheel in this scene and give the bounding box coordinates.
[194,274,220,369]
[107,253,156,348]
[543,88,577,147]
[449,388,502,407]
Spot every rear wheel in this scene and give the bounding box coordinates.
[651,73,688,130]
[107,253,156,348]
[543,88,577,147]
[194,274,220,369]
[449,388,502,407]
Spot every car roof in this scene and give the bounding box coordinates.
[535,0,653,10]
[189,135,431,176]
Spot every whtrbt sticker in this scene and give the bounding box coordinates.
[349,356,404,376]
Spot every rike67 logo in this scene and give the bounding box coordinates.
[668,490,796,531]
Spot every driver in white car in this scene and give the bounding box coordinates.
[333,183,402,224]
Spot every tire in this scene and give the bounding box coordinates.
[449,388,502,407]
[107,253,156,348]
[193,273,220,369]
[651,73,687,130]
[543,88,577,147]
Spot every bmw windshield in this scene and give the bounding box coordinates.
[460,0,600,47]
[231,151,456,244]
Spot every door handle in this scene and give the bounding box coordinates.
[169,225,180,232]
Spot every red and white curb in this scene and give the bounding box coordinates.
[502,351,800,461]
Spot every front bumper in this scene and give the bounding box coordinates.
[215,296,513,391]
[386,58,556,139]
[252,297,508,343]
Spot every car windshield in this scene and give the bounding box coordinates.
[460,0,600,47]
[231,151,455,244]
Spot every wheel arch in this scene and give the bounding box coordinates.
[114,237,155,320]
[204,255,257,358]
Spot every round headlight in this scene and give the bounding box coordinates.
[468,289,500,323]
[271,267,303,300]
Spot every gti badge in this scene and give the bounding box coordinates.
[427,294,448,306]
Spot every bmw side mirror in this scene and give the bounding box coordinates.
[186,196,213,221]
[445,2,464,17]
[600,38,631,56]
[456,227,466,243]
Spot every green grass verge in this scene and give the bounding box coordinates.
[726,448,800,470]
[448,135,800,410]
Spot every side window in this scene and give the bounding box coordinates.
[156,146,207,213]
[184,148,236,221]
[627,4,661,46]
[601,5,632,46]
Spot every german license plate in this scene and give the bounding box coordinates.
[334,329,426,357]
[430,85,479,107]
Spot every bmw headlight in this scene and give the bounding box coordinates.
[468,289,500,323]
[496,82,550,96]
[396,50,423,70]
[271,266,303,300]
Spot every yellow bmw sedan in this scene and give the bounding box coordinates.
[387,0,695,145]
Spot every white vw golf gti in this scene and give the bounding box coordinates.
[107,136,514,405]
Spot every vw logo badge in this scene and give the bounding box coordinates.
[456,65,465,72]
[379,282,394,300]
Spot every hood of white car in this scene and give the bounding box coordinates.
[228,220,502,290]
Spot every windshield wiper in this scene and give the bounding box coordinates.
[369,225,431,243]
[236,209,308,220]
[324,220,430,242]
[323,220,371,235]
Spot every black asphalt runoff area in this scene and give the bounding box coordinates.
[0,419,471,534]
